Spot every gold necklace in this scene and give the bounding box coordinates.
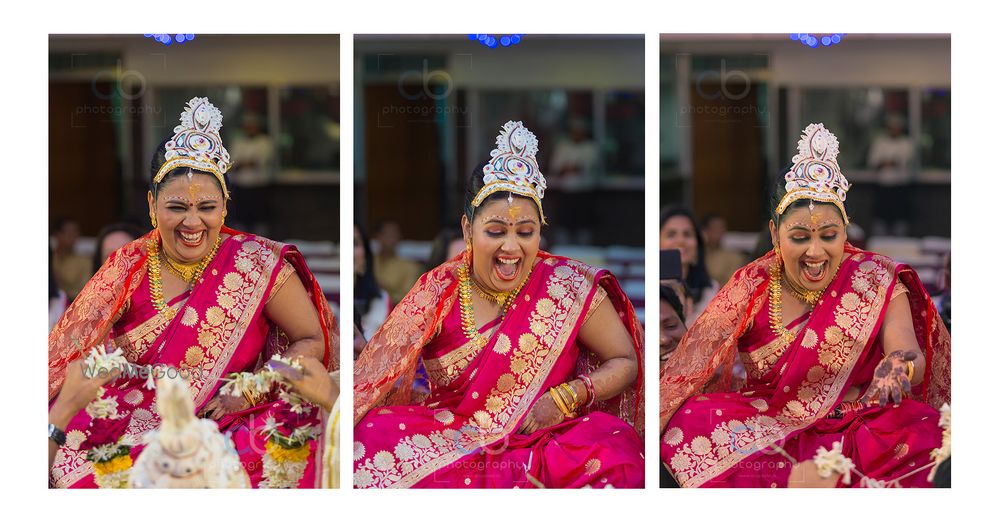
[471,278,513,305]
[148,236,222,317]
[147,239,174,318]
[768,264,798,347]
[163,255,202,284]
[457,263,530,348]
[784,275,826,306]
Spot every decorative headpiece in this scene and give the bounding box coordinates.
[472,120,547,223]
[776,123,851,223]
[153,97,232,199]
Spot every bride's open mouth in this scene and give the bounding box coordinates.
[494,254,521,282]
[800,259,828,283]
[176,229,206,249]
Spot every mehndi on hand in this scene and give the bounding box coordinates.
[860,350,917,407]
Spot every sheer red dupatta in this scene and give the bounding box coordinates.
[49,233,152,400]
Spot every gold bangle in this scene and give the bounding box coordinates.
[560,383,580,410]
[556,386,579,418]
[905,360,915,382]
[548,387,572,417]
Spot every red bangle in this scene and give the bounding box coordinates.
[577,374,596,408]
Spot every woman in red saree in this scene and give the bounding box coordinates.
[659,123,950,488]
[48,97,338,488]
[353,121,644,488]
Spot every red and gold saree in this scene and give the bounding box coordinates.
[353,252,644,488]
[48,227,339,488]
[660,246,950,487]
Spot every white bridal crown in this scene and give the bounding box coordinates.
[153,97,232,198]
[776,123,851,223]
[473,120,548,223]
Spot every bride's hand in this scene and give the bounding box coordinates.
[201,392,251,421]
[519,393,565,435]
[860,350,917,407]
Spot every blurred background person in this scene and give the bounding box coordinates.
[228,112,275,234]
[91,222,143,273]
[50,217,92,302]
[48,248,67,330]
[934,252,951,331]
[354,224,390,349]
[425,226,465,272]
[659,283,686,367]
[868,114,916,236]
[550,117,599,183]
[659,207,716,325]
[372,220,422,305]
[701,213,745,286]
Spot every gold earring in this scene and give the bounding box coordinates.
[150,214,157,228]
[773,245,783,269]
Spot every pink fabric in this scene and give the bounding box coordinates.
[354,257,644,488]
[661,251,946,487]
[51,233,324,488]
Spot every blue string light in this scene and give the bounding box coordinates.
[468,34,525,49]
[790,33,846,49]
[145,34,197,47]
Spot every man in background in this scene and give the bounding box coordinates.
[868,114,916,236]
[373,220,422,305]
[702,213,745,286]
[51,218,92,302]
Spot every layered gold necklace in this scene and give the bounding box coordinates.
[148,235,222,317]
[767,264,830,347]
[457,263,530,348]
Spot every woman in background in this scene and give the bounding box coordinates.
[354,224,391,349]
[660,207,717,325]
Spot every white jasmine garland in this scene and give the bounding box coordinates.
[813,441,855,485]
[85,394,121,420]
[84,345,129,375]
[90,442,123,462]
[94,469,130,489]
[259,453,308,489]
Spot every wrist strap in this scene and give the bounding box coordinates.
[48,423,66,447]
